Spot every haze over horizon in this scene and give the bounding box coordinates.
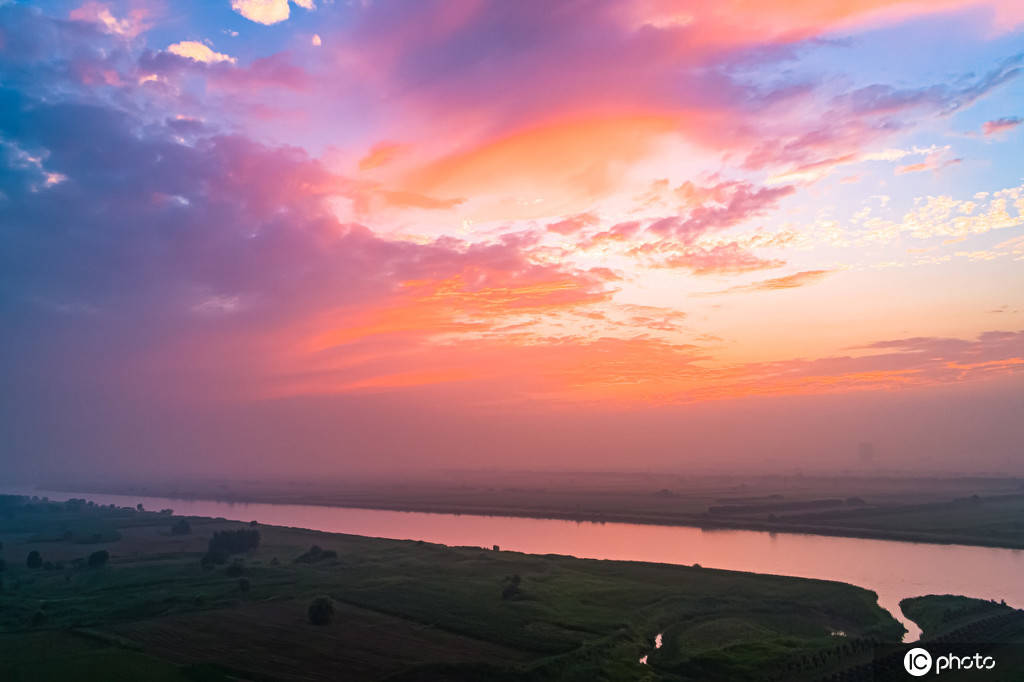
[2,0,1023,482]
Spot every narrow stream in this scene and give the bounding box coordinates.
[639,632,663,664]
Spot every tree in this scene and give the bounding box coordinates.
[88,550,109,568]
[238,577,250,593]
[207,529,260,555]
[26,550,42,569]
[171,519,191,535]
[308,596,335,625]
[501,574,522,600]
[200,549,228,568]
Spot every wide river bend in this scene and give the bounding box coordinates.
[11,489,1024,641]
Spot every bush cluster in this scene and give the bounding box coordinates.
[201,528,260,567]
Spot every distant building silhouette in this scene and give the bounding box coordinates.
[858,442,875,467]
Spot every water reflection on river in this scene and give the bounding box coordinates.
[14,489,1024,641]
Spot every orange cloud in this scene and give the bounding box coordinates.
[358,142,409,171]
[327,329,1021,405]
[399,114,688,219]
[307,269,612,353]
[708,269,833,294]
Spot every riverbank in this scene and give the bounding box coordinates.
[0,494,906,681]
[34,475,1024,550]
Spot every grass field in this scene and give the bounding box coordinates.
[0,495,907,681]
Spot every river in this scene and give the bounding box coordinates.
[11,488,1024,641]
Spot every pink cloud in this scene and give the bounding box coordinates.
[547,213,600,235]
[982,116,1022,135]
[647,182,796,241]
[895,150,962,174]
[639,241,786,275]
[69,1,153,38]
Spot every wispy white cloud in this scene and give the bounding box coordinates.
[231,0,315,25]
[167,41,236,65]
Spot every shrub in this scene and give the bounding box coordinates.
[238,577,250,593]
[295,545,337,563]
[308,596,335,625]
[31,610,47,627]
[26,551,42,569]
[295,545,323,562]
[225,562,245,577]
[0,559,6,572]
[87,550,110,568]
[171,519,191,535]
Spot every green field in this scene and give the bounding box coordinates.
[898,596,1024,680]
[0,495,908,681]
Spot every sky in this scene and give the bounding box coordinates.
[1,0,1022,481]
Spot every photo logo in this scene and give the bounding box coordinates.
[905,647,933,676]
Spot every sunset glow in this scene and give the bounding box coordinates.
[2,0,1023,476]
